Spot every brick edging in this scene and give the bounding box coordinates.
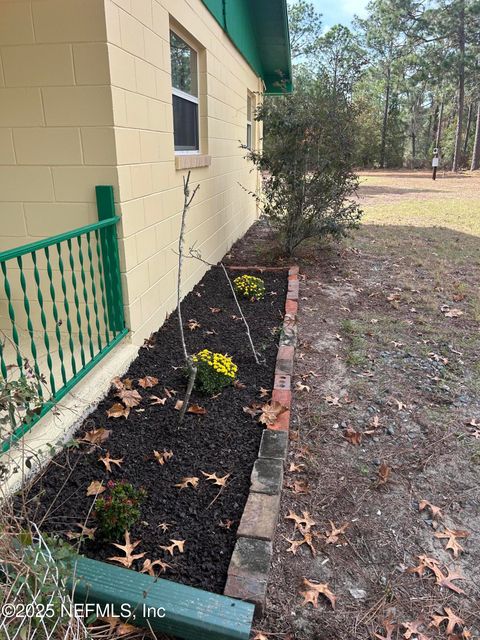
[224,265,300,615]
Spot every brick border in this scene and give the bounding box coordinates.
[223,265,299,615]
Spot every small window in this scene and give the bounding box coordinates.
[246,94,253,149]
[170,30,199,153]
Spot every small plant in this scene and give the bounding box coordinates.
[192,349,238,395]
[94,480,146,540]
[233,275,266,301]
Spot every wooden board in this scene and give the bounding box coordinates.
[70,555,254,640]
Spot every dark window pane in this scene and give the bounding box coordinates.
[247,123,252,149]
[170,31,197,96]
[173,95,199,151]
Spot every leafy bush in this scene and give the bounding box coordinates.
[192,349,238,395]
[94,480,146,540]
[0,358,44,441]
[233,275,266,301]
[246,77,362,256]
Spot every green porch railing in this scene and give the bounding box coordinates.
[0,186,128,453]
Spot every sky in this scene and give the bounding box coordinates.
[310,0,370,30]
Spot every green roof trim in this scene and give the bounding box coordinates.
[201,0,293,94]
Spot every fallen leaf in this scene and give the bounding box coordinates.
[108,531,145,568]
[259,387,270,398]
[86,480,105,496]
[434,528,469,558]
[419,499,443,519]
[295,381,311,392]
[289,462,305,473]
[164,387,177,398]
[301,579,336,609]
[153,449,173,466]
[377,463,391,485]
[209,307,221,313]
[344,427,362,445]
[233,380,246,390]
[243,402,262,418]
[402,620,426,639]
[188,404,207,415]
[66,523,96,541]
[175,476,199,490]
[373,617,396,640]
[435,566,466,594]
[81,427,111,445]
[408,554,443,579]
[429,607,465,636]
[99,452,124,473]
[106,402,130,419]
[285,510,316,532]
[174,399,184,411]
[219,519,234,529]
[324,520,349,544]
[187,319,201,330]
[116,388,142,408]
[150,395,167,405]
[201,471,230,486]
[292,479,309,494]
[141,558,171,576]
[160,539,185,556]
[444,308,464,318]
[138,376,159,389]
[258,401,288,426]
[157,522,170,532]
[325,395,341,406]
[286,532,316,556]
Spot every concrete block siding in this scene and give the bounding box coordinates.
[0,0,261,345]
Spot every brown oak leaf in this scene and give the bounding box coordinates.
[187,319,201,330]
[106,402,130,419]
[108,531,145,568]
[419,499,443,519]
[66,523,96,541]
[153,449,173,466]
[81,427,111,445]
[99,452,124,472]
[116,388,142,408]
[301,579,336,609]
[86,480,106,496]
[140,558,171,576]
[429,607,465,636]
[435,566,466,594]
[344,427,362,445]
[150,395,167,405]
[160,539,185,556]
[175,476,199,490]
[258,401,288,426]
[324,520,349,544]
[138,376,159,389]
[201,471,230,486]
[434,528,469,558]
[377,463,391,485]
[285,510,316,532]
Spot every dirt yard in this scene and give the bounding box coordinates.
[226,170,480,640]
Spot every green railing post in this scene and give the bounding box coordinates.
[95,186,125,333]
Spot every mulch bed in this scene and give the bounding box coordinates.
[19,266,287,594]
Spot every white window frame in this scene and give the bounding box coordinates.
[170,29,200,156]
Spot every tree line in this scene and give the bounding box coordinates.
[288,0,480,171]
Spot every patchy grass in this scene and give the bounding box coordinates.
[227,170,480,640]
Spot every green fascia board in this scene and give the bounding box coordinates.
[201,0,293,94]
[70,554,254,640]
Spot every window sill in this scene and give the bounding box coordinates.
[175,154,211,170]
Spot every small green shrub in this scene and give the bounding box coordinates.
[233,275,266,301]
[192,349,238,395]
[94,480,146,540]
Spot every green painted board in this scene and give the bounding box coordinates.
[70,555,254,640]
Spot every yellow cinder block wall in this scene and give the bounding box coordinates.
[0,0,261,346]
[107,0,262,344]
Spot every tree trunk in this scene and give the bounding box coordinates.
[471,102,480,171]
[463,102,472,155]
[452,0,465,172]
[380,62,391,168]
[435,100,444,150]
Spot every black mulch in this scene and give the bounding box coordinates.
[20,266,287,594]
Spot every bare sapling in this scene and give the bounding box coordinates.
[177,171,200,424]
